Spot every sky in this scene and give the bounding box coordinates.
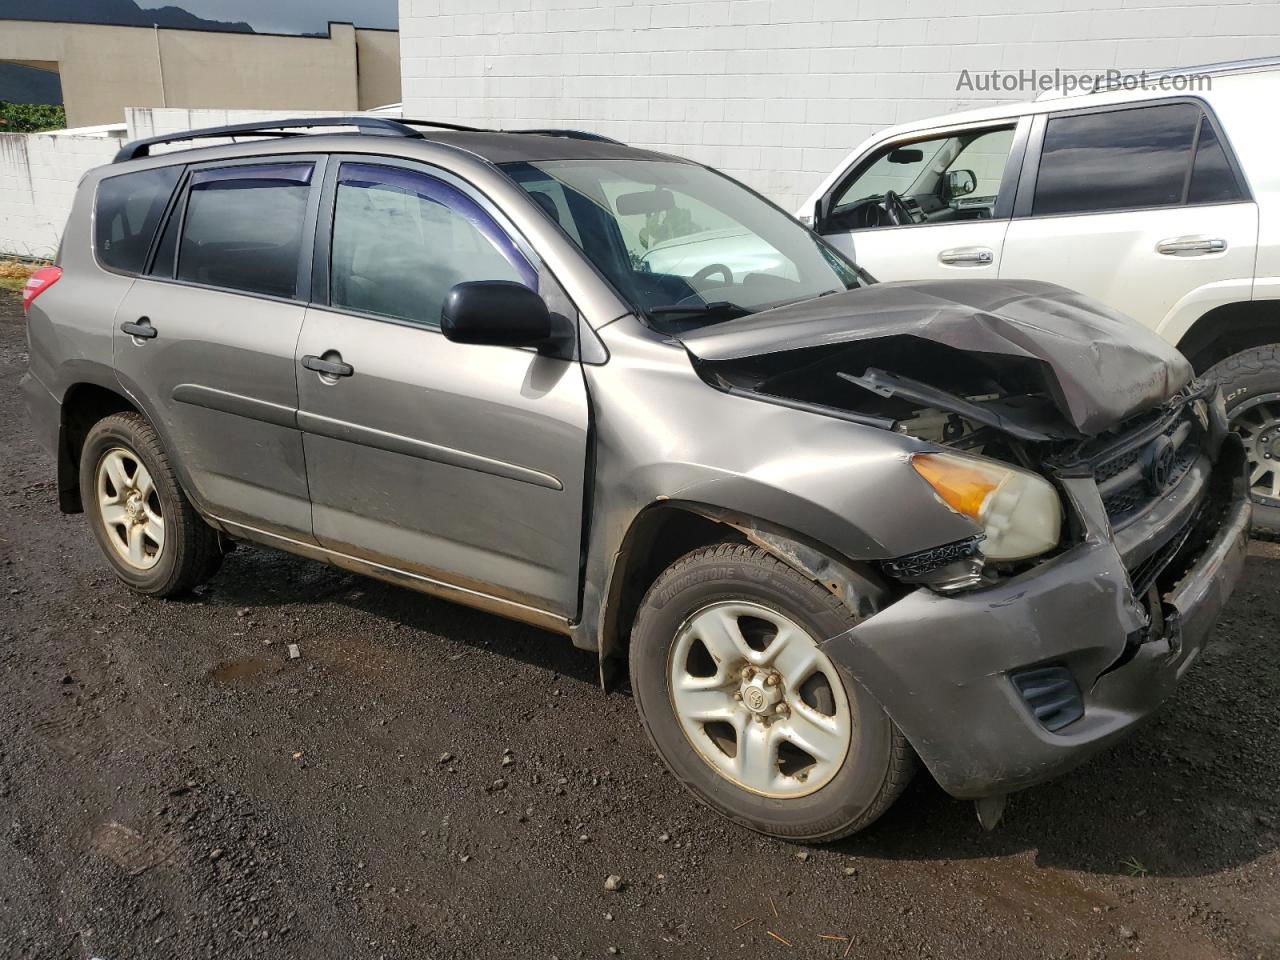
[136,0,398,33]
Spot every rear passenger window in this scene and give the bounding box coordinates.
[177,162,313,298]
[1033,103,1245,216]
[1034,103,1201,216]
[329,163,535,327]
[94,166,182,274]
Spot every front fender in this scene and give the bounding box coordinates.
[573,316,981,660]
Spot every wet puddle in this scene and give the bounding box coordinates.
[209,657,270,684]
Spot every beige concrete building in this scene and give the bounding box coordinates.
[1,19,400,128]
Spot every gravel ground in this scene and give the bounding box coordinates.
[1,293,1278,960]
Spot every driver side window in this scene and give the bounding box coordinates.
[825,124,1017,232]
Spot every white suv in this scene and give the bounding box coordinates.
[799,59,1280,534]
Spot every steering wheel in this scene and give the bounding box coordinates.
[691,263,734,289]
[878,190,913,227]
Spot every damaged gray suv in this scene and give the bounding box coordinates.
[22,117,1250,840]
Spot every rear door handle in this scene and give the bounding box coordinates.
[120,318,157,339]
[938,246,994,266]
[301,354,354,378]
[1156,236,1227,256]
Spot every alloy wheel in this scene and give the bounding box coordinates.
[96,446,165,570]
[666,601,852,798]
[1231,394,1280,506]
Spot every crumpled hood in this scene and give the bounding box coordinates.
[680,278,1194,436]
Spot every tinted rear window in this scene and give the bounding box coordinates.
[94,166,182,274]
[1034,103,1200,216]
[176,163,313,299]
[1188,117,1245,205]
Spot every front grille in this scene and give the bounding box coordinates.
[1127,511,1198,598]
[881,537,982,580]
[1089,399,1205,528]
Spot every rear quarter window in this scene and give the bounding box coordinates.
[94,166,182,274]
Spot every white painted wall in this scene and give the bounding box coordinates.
[0,108,337,260]
[0,131,119,260]
[398,0,1280,209]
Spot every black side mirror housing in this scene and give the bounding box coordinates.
[441,281,552,350]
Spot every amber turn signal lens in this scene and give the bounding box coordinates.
[910,453,1000,520]
[910,451,1062,562]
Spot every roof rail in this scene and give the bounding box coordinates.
[1133,55,1280,82]
[1034,56,1280,101]
[112,115,628,164]
[395,118,491,133]
[113,115,425,163]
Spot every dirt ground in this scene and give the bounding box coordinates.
[1,292,1278,960]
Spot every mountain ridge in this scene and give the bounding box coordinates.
[0,0,254,34]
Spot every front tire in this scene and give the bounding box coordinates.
[1206,344,1280,538]
[79,412,222,596]
[630,543,914,842]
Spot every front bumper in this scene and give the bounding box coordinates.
[821,440,1250,799]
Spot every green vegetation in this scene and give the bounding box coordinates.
[0,260,36,296]
[1121,856,1149,878]
[0,101,67,133]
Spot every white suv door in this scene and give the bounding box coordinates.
[999,100,1257,335]
[811,119,1029,280]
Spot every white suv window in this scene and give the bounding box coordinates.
[826,124,1017,231]
[1033,103,1245,216]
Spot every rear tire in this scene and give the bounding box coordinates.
[630,543,914,842]
[79,412,222,596]
[1205,344,1280,538]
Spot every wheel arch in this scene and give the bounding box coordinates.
[1175,299,1280,373]
[595,500,891,684]
[57,381,142,513]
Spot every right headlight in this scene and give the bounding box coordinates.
[911,451,1062,561]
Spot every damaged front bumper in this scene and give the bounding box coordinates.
[820,440,1250,800]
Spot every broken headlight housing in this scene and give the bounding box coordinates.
[911,451,1062,561]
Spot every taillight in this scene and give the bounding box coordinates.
[22,266,62,315]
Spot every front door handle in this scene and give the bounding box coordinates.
[301,354,354,378]
[1156,236,1227,256]
[938,246,994,266]
[120,318,157,339]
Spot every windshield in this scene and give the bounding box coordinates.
[500,159,862,331]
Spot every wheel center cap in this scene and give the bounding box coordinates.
[740,674,782,715]
[126,492,145,523]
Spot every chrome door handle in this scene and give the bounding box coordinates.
[1156,236,1227,256]
[938,246,994,266]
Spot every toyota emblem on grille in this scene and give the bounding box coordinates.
[1146,436,1176,492]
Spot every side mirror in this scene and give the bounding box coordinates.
[441,281,551,349]
[947,169,978,198]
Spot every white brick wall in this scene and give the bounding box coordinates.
[398,0,1280,209]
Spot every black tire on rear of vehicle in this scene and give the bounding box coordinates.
[629,542,915,842]
[1205,344,1280,539]
[79,412,222,596]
